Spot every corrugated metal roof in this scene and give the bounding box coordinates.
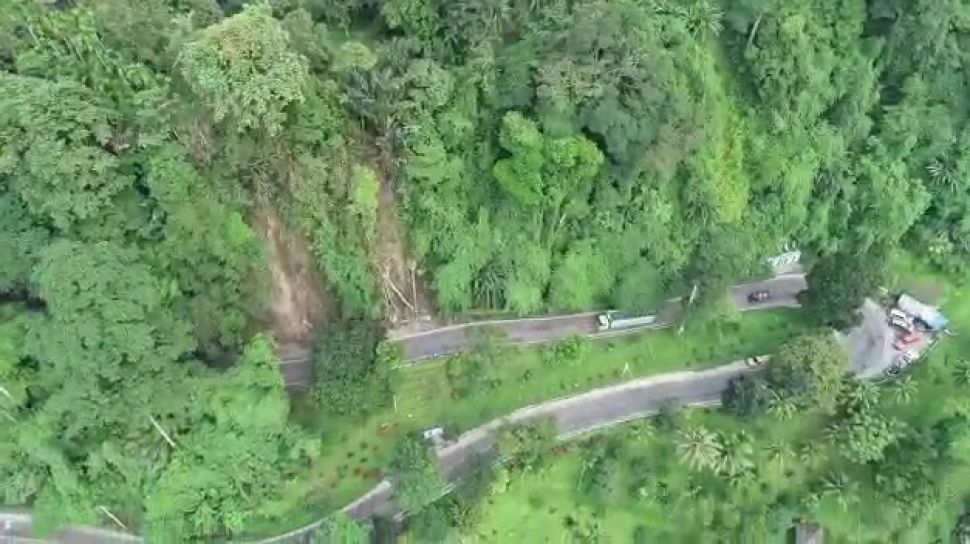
[898,294,948,331]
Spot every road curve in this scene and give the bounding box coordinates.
[283,274,807,387]
[336,361,756,522]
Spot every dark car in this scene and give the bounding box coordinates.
[747,290,771,303]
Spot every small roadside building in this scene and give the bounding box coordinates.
[795,522,824,544]
[897,294,948,332]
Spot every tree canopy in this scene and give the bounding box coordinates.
[764,332,848,412]
[5,0,970,540]
[177,1,309,134]
[387,433,445,512]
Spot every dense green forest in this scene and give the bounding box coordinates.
[3,0,970,541]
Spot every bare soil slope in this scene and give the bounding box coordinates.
[254,206,328,357]
[373,168,435,331]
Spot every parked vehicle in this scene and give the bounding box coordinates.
[744,355,769,368]
[597,310,657,331]
[422,427,444,443]
[747,290,771,303]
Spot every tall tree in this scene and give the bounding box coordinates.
[25,240,196,443]
[178,1,309,134]
[675,427,724,472]
[0,74,132,230]
[0,193,49,294]
[800,248,887,329]
[142,145,262,355]
[145,335,318,539]
[0,306,30,420]
[827,380,901,464]
[314,320,394,418]
[11,240,199,528]
[763,332,848,412]
[387,433,445,512]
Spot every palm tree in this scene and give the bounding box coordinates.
[842,380,879,413]
[800,491,822,513]
[954,511,970,544]
[766,392,797,421]
[764,440,794,472]
[953,360,970,387]
[798,442,823,469]
[575,455,597,491]
[675,427,723,472]
[725,465,758,490]
[472,259,506,309]
[820,471,860,511]
[888,377,917,404]
[576,520,604,544]
[719,431,755,478]
[655,480,673,511]
[927,157,959,191]
[686,0,724,36]
[564,515,605,544]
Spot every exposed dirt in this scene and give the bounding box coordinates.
[253,206,328,353]
[372,165,436,331]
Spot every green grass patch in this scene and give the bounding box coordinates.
[396,309,803,432]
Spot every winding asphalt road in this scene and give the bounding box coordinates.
[0,274,805,543]
[284,273,807,387]
[334,361,756,523]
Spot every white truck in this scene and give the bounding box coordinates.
[597,310,657,331]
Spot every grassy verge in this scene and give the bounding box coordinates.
[396,309,802,432]
[248,308,803,536]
